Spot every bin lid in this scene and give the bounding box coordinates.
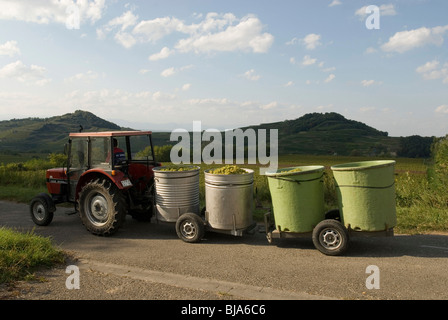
[331,160,395,172]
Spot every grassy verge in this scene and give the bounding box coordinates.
[0,227,65,284]
[0,185,47,203]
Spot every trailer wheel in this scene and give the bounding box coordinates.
[176,213,205,243]
[30,193,55,226]
[78,179,126,236]
[312,219,349,256]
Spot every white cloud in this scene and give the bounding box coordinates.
[152,91,176,101]
[379,4,397,16]
[182,83,192,91]
[149,47,174,61]
[435,105,448,114]
[329,0,342,7]
[175,14,274,54]
[0,0,106,25]
[361,79,383,87]
[241,69,261,81]
[284,81,294,87]
[106,10,139,31]
[161,67,176,78]
[0,40,20,57]
[0,60,50,85]
[65,70,100,82]
[160,65,193,77]
[324,74,336,83]
[114,31,136,49]
[285,38,299,46]
[133,16,185,43]
[355,4,397,19]
[381,25,448,53]
[322,66,336,73]
[302,55,317,66]
[364,47,377,54]
[302,33,322,50]
[99,12,274,54]
[96,10,140,48]
[139,69,150,75]
[260,102,278,110]
[286,33,321,50]
[416,60,448,84]
[416,60,439,74]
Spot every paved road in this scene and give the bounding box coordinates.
[1,200,448,302]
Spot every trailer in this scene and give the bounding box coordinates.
[263,161,396,256]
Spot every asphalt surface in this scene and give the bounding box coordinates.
[1,200,448,304]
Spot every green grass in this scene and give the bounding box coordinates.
[0,185,47,203]
[0,227,65,284]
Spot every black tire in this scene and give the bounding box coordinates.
[29,193,55,226]
[176,213,205,243]
[78,178,126,236]
[312,219,349,256]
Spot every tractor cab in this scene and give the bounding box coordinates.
[65,131,157,202]
[31,131,160,236]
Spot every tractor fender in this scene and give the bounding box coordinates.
[75,169,131,201]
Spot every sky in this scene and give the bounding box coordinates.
[0,0,447,137]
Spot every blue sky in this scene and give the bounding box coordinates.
[0,0,447,137]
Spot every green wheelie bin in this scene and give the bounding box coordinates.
[265,166,326,234]
[331,160,397,233]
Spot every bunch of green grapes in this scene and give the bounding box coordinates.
[159,166,194,172]
[209,165,247,175]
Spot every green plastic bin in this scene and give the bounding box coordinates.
[266,166,325,233]
[331,160,397,232]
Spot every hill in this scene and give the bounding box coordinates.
[0,110,433,157]
[242,112,398,156]
[0,110,122,153]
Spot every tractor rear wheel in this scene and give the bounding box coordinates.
[78,178,126,236]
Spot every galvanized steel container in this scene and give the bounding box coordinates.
[153,166,200,222]
[204,168,254,233]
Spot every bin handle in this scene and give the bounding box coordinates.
[335,182,395,190]
[270,173,324,184]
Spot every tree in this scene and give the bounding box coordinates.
[398,136,434,158]
[430,135,448,187]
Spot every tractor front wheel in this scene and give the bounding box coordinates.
[30,193,55,226]
[78,179,126,236]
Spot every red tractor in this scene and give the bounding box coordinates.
[29,131,160,236]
